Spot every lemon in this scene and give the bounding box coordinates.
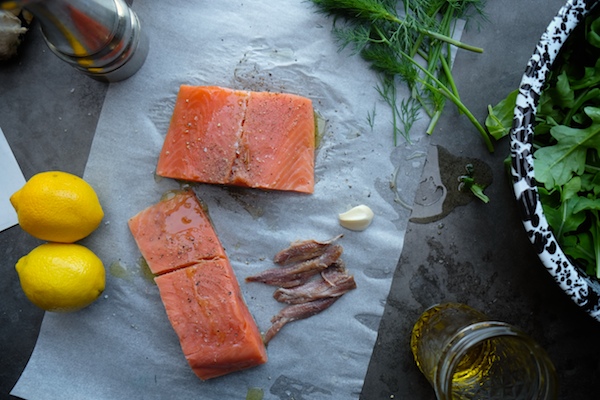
[15,243,106,312]
[10,171,104,243]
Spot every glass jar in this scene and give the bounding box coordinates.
[410,303,558,399]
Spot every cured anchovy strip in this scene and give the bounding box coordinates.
[246,244,343,288]
[263,297,339,344]
[273,234,343,265]
[249,234,358,344]
[273,261,357,304]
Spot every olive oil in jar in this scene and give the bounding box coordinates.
[410,303,557,400]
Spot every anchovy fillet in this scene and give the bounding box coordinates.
[246,244,343,288]
[273,261,357,304]
[263,297,339,344]
[248,234,357,345]
[273,234,343,265]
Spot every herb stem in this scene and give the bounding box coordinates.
[423,29,483,53]
[440,50,460,100]
[399,49,494,151]
[426,110,442,135]
[585,164,600,173]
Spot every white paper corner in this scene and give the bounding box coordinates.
[0,127,26,232]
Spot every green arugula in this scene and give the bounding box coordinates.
[485,89,517,140]
[486,8,600,278]
[458,163,490,203]
[310,0,493,150]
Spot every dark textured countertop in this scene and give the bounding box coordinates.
[2,1,600,399]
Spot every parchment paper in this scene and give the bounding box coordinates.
[0,127,26,232]
[12,2,462,398]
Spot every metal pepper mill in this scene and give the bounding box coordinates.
[1,0,149,82]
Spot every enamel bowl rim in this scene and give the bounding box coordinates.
[510,0,600,322]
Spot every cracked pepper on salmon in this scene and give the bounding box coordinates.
[156,85,316,193]
[128,190,267,380]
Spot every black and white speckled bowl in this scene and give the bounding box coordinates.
[511,0,600,321]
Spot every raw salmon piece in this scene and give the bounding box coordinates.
[129,190,267,379]
[155,259,268,380]
[231,91,315,193]
[127,190,226,275]
[156,86,249,184]
[156,85,315,193]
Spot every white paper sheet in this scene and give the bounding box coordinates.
[11,2,460,399]
[0,127,26,232]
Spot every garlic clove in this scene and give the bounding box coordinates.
[0,10,28,61]
[338,204,374,231]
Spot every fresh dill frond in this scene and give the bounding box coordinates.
[375,76,420,144]
[399,96,421,141]
[375,77,403,144]
[313,0,483,52]
[361,45,404,76]
[332,24,372,54]
[447,0,488,22]
[311,0,494,152]
[311,0,398,23]
[367,104,377,130]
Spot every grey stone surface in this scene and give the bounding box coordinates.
[361,1,600,399]
[0,19,107,400]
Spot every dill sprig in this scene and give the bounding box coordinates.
[312,0,483,52]
[311,0,494,151]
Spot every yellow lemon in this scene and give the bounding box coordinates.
[10,171,104,243]
[15,243,106,312]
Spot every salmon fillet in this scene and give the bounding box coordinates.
[127,190,226,275]
[156,85,315,193]
[128,190,267,379]
[155,259,268,380]
[156,86,248,184]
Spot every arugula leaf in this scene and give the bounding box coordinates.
[583,171,600,196]
[588,14,600,48]
[469,183,490,203]
[570,59,600,91]
[592,213,600,278]
[542,196,586,238]
[533,138,586,189]
[572,195,600,214]
[492,6,600,279]
[534,107,600,188]
[561,233,595,274]
[457,163,490,203]
[561,175,582,202]
[485,89,518,140]
[553,71,575,108]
